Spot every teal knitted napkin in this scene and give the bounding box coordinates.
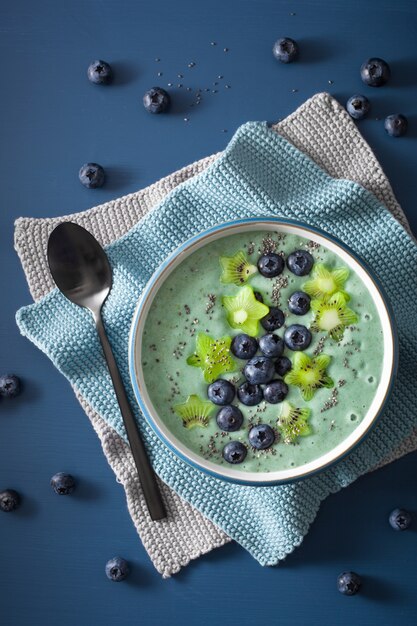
[16,121,417,565]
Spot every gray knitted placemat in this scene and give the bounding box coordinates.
[14,92,417,578]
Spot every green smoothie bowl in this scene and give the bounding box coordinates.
[128,218,397,485]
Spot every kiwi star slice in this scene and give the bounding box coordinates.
[303,264,350,300]
[277,401,312,444]
[222,285,269,336]
[174,394,214,429]
[219,250,257,286]
[186,332,236,383]
[310,292,359,342]
[284,352,334,401]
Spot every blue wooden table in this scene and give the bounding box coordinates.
[1,1,417,624]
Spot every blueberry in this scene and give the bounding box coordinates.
[0,374,21,398]
[237,382,263,406]
[87,60,113,84]
[249,424,275,449]
[231,334,258,359]
[207,379,235,405]
[254,291,264,303]
[222,441,247,464]
[337,571,362,596]
[216,406,244,432]
[257,253,284,278]
[272,37,299,63]
[79,163,105,189]
[263,380,288,404]
[0,489,20,512]
[261,307,285,331]
[360,58,390,87]
[259,334,284,358]
[275,356,292,377]
[286,250,314,276]
[143,87,170,113]
[105,557,130,582]
[385,114,408,137]
[389,508,412,531]
[284,324,312,351]
[288,291,311,315]
[50,472,76,495]
[244,356,275,384]
[346,94,370,120]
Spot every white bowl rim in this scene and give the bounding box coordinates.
[128,218,398,486]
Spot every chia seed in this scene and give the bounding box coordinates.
[184,304,191,315]
[271,275,289,306]
[205,293,216,314]
[313,337,326,356]
[261,233,278,254]
[321,388,339,413]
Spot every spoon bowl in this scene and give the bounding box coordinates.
[47,222,111,314]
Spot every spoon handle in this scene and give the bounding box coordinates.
[95,313,166,521]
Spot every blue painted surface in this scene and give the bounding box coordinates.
[0,1,416,624]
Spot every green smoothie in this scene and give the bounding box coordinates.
[142,230,384,473]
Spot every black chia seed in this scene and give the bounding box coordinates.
[320,388,339,413]
[313,336,327,356]
[271,275,289,306]
[205,293,216,314]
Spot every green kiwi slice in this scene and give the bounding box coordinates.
[174,394,214,429]
[310,292,358,341]
[222,285,269,336]
[284,352,334,401]
[277,401,312,444]
[219,250,257,286]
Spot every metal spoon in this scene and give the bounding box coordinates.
[47,221,166,521]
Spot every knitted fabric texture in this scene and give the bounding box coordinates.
[15,114,417,567]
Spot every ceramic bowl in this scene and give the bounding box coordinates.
[129,218,397,485]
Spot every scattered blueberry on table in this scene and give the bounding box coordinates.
[50,472,76,495]
[389,507,412,530]
[87,60,113,85]
[0,489,21,512]
[272,37,299,63]
[346,94,370,120]
[0,374,21,398]
[337,571,362,596]
[385,114,408,137]
[79,163,105,189]
[105,557,130,582]
[143,87,171,113]
[360,57,390,87]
